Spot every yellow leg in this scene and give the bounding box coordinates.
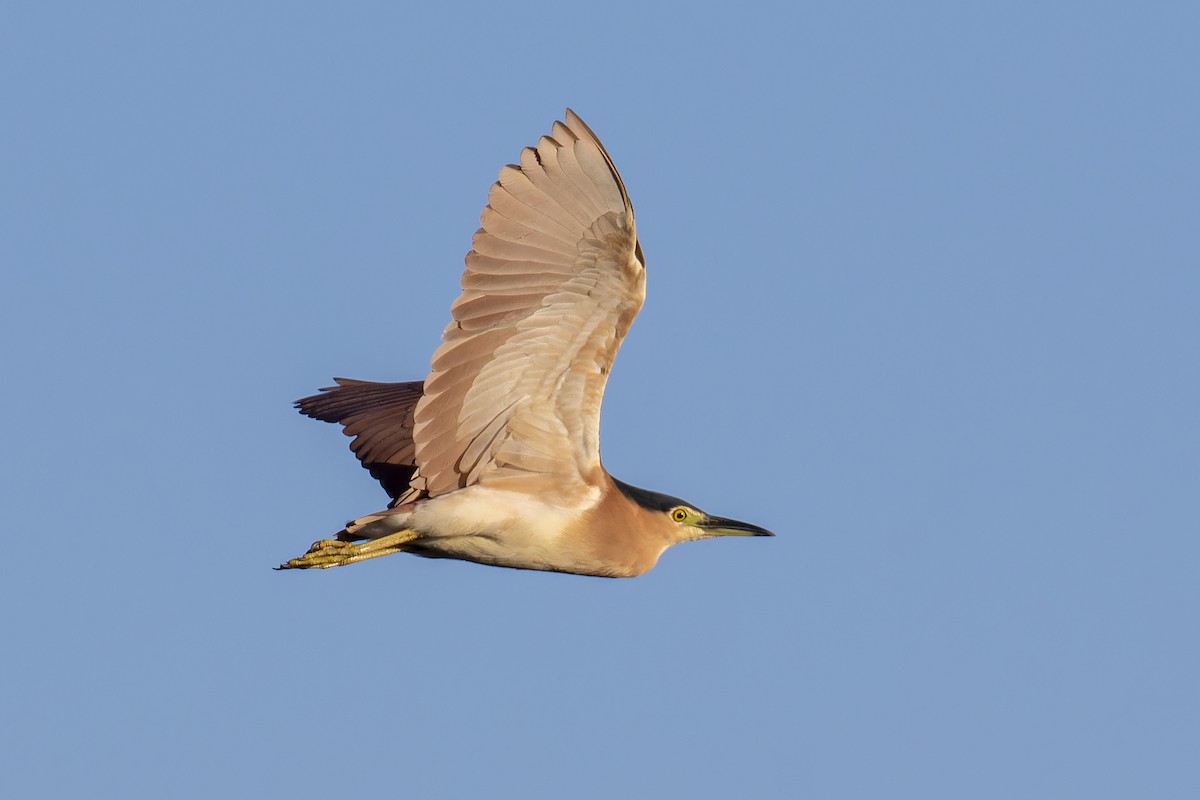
[275,530,420,570]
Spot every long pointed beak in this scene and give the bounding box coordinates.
[699,514,775,537]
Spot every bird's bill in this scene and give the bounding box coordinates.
[699,515,775,537]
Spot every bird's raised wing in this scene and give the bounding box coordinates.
[410,110,645,499]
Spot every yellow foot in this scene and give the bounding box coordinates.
[274,531,419,570]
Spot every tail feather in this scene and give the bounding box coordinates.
[338,505,416,542]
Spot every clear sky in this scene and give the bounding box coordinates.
[3,2,1197,797]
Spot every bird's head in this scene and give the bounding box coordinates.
[612,478,775,545]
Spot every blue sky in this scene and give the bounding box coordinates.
[3,2,1197,797]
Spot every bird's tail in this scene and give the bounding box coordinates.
[337,505,416,542]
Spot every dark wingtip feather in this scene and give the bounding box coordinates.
[295,378,426,500]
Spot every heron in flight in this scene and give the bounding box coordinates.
[279,110,772,577]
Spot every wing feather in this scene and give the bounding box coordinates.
[464,251,576,277]
[411,111,643,499]
[295,379,424,499]
[470,232,577,266]
[529,140,598,226]
[480,205,576,252]
[554,142,610,213]
[498,161,589,231]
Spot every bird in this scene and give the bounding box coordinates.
[278,109,773,578]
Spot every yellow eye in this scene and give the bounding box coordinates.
[671,508,688,523]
